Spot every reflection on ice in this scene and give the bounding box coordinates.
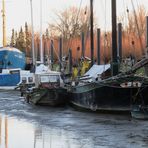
[0,115,34,148]
[0,114,88,148]
[0,90,148,148]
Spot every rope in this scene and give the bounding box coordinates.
[131,0,145,55]
[136,0,144,34]
[122,0,129,59]
[66,0,83,51]
[97,74,148,88]
[132,76,147,104]
[126,6,133,57]
[102,0,108,72]
[50,39,64,69]
[84,7,90,54]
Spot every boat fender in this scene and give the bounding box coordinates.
[120,83,126,87]
[90,104,97,111]
[54,84,60,88]
[72,81,75,86]
[120,82,131,87]
[132,82,141,87]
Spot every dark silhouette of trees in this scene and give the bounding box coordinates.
[25,22,31,57]
[10,29,15,47]
[15,27,26,53]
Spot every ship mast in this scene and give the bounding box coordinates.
[30,0,36,67]
[111,0,118,76]
[2,0,7,47]
[90,0,94,66]
[40,0,43,63]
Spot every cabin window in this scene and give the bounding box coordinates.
[7,61,12,65]
[22,77,27,83]
[40,76,50,83]
[49,75,60,83]
[0,61,4,65]
[10,70,20,74]
[40,75,60,83]
[28,77,33,83]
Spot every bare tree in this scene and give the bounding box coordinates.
[48,6,97,54]
[118,5,148,58]
[124,5,147,37]
[48,6,97,40]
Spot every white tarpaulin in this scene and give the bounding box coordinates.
[81,64,110,82]
[35,64,49,74]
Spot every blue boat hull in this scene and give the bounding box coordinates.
[0,47,26,70]
[0,72,20,86]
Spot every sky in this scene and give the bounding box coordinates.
[0,0,148,46]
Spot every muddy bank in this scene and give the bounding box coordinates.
[0,90,148,148]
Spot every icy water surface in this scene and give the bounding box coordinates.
[0,90,148,148]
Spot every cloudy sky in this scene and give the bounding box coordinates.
[0,0,148,46]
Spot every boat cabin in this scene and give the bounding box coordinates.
[20,70,35,85]
[35,71,64,89]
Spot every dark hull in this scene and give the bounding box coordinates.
[68,79,148,112]
[131,105,148,119]
[25,87,68,106]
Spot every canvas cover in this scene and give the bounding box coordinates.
[81,64,110,82]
